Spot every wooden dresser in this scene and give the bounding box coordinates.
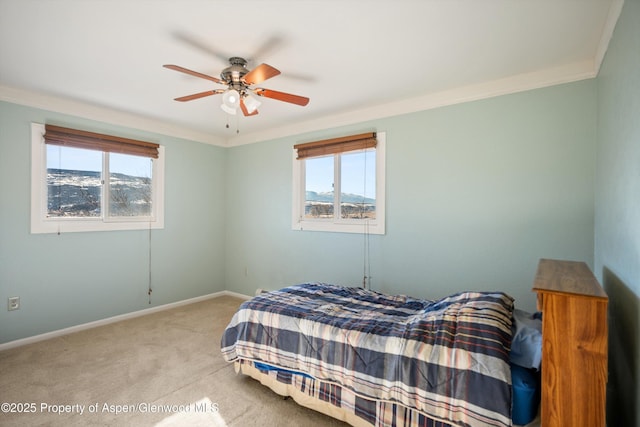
[532,258,608,427]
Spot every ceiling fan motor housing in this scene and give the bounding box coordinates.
[221,57,249,89]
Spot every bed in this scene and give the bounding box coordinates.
[221,283,519,427]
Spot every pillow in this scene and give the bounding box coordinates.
[510,309,542,370]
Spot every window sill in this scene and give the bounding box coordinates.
[292,219,384,235]
[30,218,164,234]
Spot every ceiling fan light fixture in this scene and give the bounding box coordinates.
[243,92,262,113]
[220,103,237,115]
[221,89,240,114]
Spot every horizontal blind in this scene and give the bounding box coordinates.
[44,124,160,159]
[294,132,376,159]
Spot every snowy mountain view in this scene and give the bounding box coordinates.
[47,169,151,217]
[305,191,376,219]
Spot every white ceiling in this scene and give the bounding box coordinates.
[0,0,622,147]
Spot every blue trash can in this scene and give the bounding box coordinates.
[511,364,540,425]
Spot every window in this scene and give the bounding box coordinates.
[292,131,385,234]
[31,123,165,233]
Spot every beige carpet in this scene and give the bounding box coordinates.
[0,295,347,427]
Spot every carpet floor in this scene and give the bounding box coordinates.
[0,295,347,426]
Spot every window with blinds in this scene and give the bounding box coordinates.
[30,123,165,233]
[292,131,386,234]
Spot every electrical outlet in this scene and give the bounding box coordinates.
[8,296,20,311]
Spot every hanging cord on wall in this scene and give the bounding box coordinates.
[147,158,153,304]
[363,219,371,290]
[361,144,372,290]
[148,220,153,304]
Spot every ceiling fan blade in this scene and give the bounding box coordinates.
[240,99,259,116]
[279,71,316,83]
[163,64,224,84]
[243,63,281,85]
[249,35,284,63]
[171,31,230,63]
[174,90,223,102]
[254,88,309,106]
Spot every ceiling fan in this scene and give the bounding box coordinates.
[163,57,309,117]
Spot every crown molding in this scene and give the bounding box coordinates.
[594,0,624,74]
[0,85,225,146]
[228,60,597,147]
[2,37,616,150]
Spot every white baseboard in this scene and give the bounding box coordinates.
[221,290,253,300]
[0,290,251,352]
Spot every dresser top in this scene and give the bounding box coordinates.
[532,258,608,299]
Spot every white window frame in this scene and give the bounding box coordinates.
[30,123,165,234]
[292,131,385,234]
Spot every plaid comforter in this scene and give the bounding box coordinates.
[221,283,514,427]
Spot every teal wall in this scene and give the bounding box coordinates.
[595,0,640,425]
[225,80,597,313]
[0,102,227,343]
[0,69,601,345]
